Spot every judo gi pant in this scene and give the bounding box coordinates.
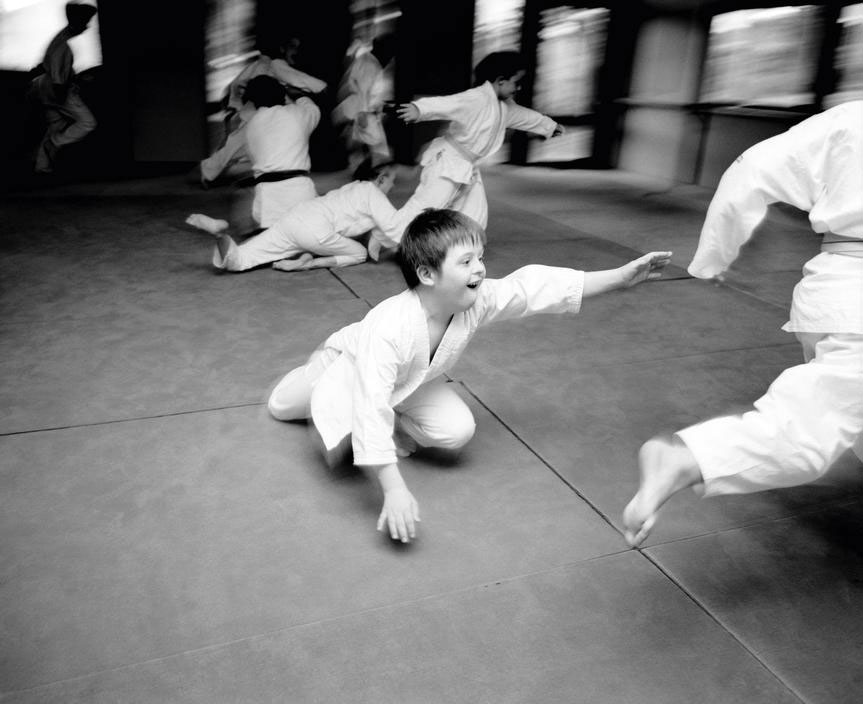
[268,350,476,455]
[403,152,489,229]
[36,88,96,172]
[677,332,863,495]
[213,210,367,271]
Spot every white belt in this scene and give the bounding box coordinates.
[821,235,863,258]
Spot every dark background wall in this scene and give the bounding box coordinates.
[0,0,852,190]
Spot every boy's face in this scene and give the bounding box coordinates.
[494,70,524,101]
[426,240,486,312]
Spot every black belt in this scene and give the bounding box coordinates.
[254,170,310,184]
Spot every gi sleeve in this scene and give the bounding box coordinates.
[412,89,479,125]
[365,186,403,249]
[295,96,322,134]
[45,40,73,87]
[351,323,402,466]
[504,103,557,138]
[271,60,328,94]
[477,265,585,327]
[688,132,815,279]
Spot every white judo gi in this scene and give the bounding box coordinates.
[268,265,585,466]
[244,98,320,228]
[401,82,558,230]
[334,47,393,165]
[214,181,407,271]
[200,56,326,183]
[31,27,97,173]
[678,101,863,496]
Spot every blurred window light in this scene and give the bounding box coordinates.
[528,7,609,163]
[699,6,820,107]
[533,7,608,115]
[472,0,523,69]
[827,3,863,105]
[0,0,100,72]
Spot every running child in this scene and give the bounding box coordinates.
[393,51,565,231]
[622,101,863,548]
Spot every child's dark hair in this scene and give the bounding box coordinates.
[473,51,525,86]
[243,75,286,108]
[66,2,97,25]
[352,158,395,182]
[398,209,487,289]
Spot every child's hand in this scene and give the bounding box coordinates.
[552,123,566,138]
[396,103,419,123]
[620,251,673,288]
[377,486,420,543]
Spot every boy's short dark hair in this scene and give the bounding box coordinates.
[473,51,525,86]
[352,158,395,182]
[399,209,487,289]
[65,2,97,26]
[243,75,286,108]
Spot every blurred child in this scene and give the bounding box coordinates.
[334,34,397,170]
[200,38,326,186]
[240,75,322,227]
[187,161,405,272]
[30,2,98,173]
[268,209,671,542]
[622,101,863,548]
[394,51,564,230]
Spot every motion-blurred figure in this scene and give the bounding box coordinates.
[30,1,98,174]
[334,34,396,170]
[622,102,863,548]
[200,38,327,186]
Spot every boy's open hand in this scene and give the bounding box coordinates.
[620,251,673,288]
[377,486,420,543]
[396,103,419,123]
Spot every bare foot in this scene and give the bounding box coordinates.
[622,436,701,547]
[272,253,314,272]
[186,213,229,235]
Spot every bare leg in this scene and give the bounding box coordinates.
[622,436,703,547]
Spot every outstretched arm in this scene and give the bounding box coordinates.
[582,251,673,298]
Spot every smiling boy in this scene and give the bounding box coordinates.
[268,209,671,542]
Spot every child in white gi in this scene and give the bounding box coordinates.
[187,161,406,272]
[622,101,863,548]
[199,39,327,186]
[333,34,396,169]
[239,76,322,228]
[30,2,98,174]
[394,51,565,230]
[268,209,672,543]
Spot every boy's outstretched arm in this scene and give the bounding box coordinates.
[372,462,420,543]
[396,103,419,123]
[582,251,672,298]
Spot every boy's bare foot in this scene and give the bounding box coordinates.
[272,253,314,272]
[186,213,229,235]
[622,436,702,547]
